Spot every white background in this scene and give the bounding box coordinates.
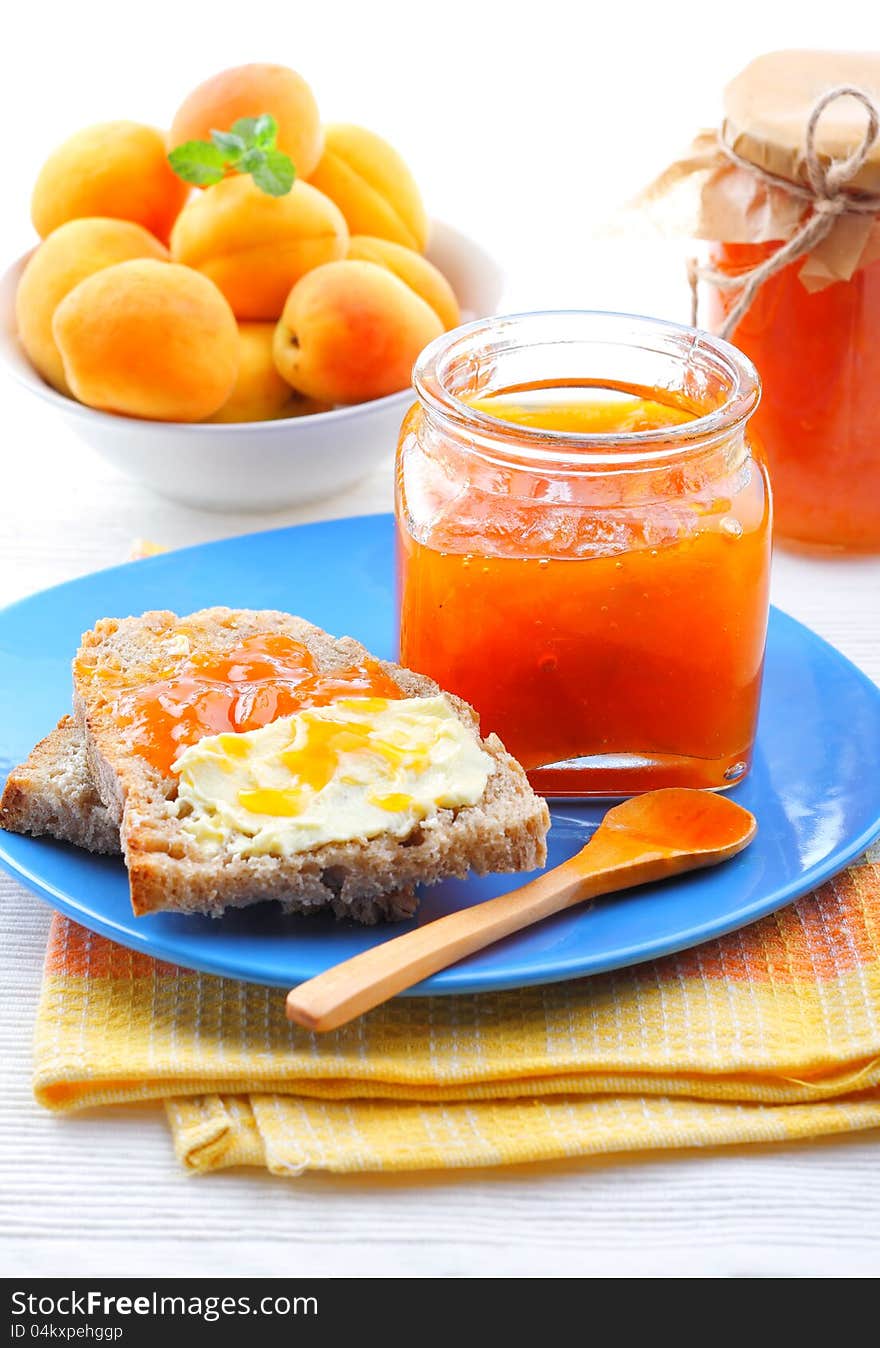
[2,0,880,1278]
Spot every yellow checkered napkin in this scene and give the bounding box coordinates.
[34,860,880,1175]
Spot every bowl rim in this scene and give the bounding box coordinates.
[0,218,502,435]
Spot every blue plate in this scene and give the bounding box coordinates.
[1,514,879,995]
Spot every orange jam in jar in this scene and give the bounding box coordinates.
[396,312,771,796]
[709,243,880,551]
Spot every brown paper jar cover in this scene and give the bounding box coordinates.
[639,50,880,290]
[725,50,880,193]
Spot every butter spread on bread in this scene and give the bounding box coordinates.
[174,696,494,857]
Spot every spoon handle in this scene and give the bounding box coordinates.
[285,837,657,1032]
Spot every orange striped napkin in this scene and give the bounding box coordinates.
[32,851,880,1175]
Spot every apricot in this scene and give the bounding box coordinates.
[170,63,323,179]
[347,236,459,330]
[309,125,428,252]
[170,175,348,320]
[15,219,169,396]
[31,123,189,244]
[208,322,328,422]
[53,260,239,422]
[273,260,443,405]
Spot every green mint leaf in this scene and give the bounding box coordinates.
[230,115,277,149]
[249,148,295,196]
[252,114,277,148]
[167,140,228,186]
[169,116,294,196]
[210,129,246,159]
[229,117,261,143]
[238,147,266,174]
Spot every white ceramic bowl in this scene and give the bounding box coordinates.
[0,221,503,512]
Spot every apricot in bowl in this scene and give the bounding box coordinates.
[52,259,240,422]
[171,63,324,179]
[31,122,189,245]
[15,218,169,396]
[170,175,348,320]
[274,259,444,405]
[309,124,428,251]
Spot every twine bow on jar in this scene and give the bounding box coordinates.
[690,85,880,338]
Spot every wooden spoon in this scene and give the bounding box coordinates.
[286,787,757,1032]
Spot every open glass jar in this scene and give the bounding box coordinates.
[395,311,771,797]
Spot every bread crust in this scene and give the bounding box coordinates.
[73,608,550,921]
[0,717,119,855]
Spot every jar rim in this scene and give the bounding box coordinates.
[412,310,761,468]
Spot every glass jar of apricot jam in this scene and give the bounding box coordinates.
[396,312,771,797]
[708,244,880,551]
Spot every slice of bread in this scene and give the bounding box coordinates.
[0,717,119,855]
[0,719,428,925]
[74,608,550,921]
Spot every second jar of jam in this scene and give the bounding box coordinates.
[708,238,880,551]
[706,53,880,551]
[396,311,770,797]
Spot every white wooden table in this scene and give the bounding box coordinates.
[2,383,879,1279]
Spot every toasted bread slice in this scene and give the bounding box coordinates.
[0,717,119,855]
[73,608,550,921]
[0,719,426,925]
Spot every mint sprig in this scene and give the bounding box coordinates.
[166,140,228,186]
[168,115,295,196]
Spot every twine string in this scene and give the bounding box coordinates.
[689,85,880,338]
